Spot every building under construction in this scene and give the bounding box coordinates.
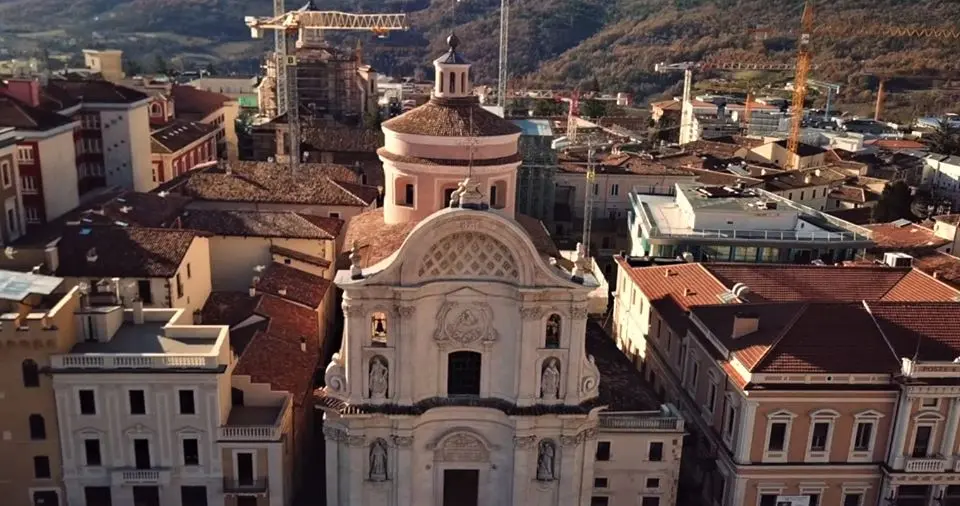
[257,35,378,126]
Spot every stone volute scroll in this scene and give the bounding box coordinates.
[369,438,389,482]
[536,440,557,481]
[369,356,389,400]
[540,358,561,401]
[324,352,346,396]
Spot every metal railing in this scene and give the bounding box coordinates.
[599,413,684,432]
[51,354,220,370]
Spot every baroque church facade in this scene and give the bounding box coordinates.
[318,35,686,506]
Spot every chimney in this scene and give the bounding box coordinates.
[4,78,40,107]
[132,299,145,324]
[300,336,307,353]
[43,245,59,273]
[933,271,942,280]
[731,312,760,339]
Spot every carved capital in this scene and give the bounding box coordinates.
[397,305,416,318]
[559,434,581,447]
[520,306,543,320]
[513,435,537,449]
[571,307,588,319]
[346,435,367,447]
[342,302,366,317]
[391,435,414,447]
[323,426,346,442]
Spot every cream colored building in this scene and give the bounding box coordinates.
[319,35,686,506]
[82,50,125,83]
[612,259,960,506]
[0,274,81,506]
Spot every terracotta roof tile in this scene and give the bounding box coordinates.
[911,251,960,291]
[868,301,960,362]
[302,125,382,153]
[171,85,230,119]
[181,209,340,239]
[44,78,148,105]
[254,263,331,309]
[56,226,198,278]
[157,161,377,206]
[341,209,420,268]
[377,147,523,167]
[199,291,266,354]
[270,245,331,269]
[0,94,75,131]
[826,207,875,225]
[585,320,660,411]
[382,96,521,137]
[879,269,960,302]
[866,222,950,251]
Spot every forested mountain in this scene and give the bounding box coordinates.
[2,0,959,118]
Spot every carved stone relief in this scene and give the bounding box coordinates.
[418,232,520,280]
[571,307,588,319]
[513,435,537,449]
[397,305,416,318]
[368,356,389,400]
[391,435,414,447]
[520,306,543,320]
[369,438,389,482]
[342,302,365,317]
[536,440,557,481]
[324,353,346,395]
[540,358,561,400]
[433,302,499,346]
[433,432,489,462]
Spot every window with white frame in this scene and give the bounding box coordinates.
[17,146,33,163]
[763,409,796,462]
[806,409,839,462]
[611,183,620,196]
[21,176,37,194]
[25,206,40,224]
[723,397,738,444]
[849,410,883,461]
[800,487,824,506]
[841,485,869,506]
[705,377,718,414]
[910,416,940,458]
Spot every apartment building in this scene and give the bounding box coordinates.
[628,183,874,263]
[39,76,151,193]
[52,226,212,316]
[922,155,960,207]
[0,272,81,506]
[0,126,27,241]
[170,85,238,161]
[0,82,78,230]
[150,120,219,188]
[611,258,960,506]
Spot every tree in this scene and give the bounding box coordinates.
[580,99,607,119]
[928,120,960,156]
[363,108,382,130]
[151,54,168,75]
[872,181,916,223]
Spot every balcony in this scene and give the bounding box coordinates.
[52,354,221,370]
[223,478,268,494]
[905,457,947,473]
[111,469,171,486]
[218,398,290,442]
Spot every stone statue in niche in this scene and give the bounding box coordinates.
[541,359,560,401]
[536,440,556,481]
[369,356,388,400]
[369,438,388,481]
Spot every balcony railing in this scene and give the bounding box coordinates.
[218,425,282,441]
[904,456,947,473]
[51,354,220,370]
[599,413,685,432]
[110,468,171,486]
[223,478,269,494]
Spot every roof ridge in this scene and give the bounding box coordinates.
[748,302,810,372]
[326,177,369,205]
[861,300,903,364]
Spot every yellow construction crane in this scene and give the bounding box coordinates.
[245,8,408,172]
[783,0,960,168]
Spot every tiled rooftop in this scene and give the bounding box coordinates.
[181,209,341,239]
[254,263,331,309]
[585,320,660,411]
[866,222,950,251]
[171,85,231,119]
[0,94,75,131]
[151,120,218,153]
[156,161,378,206]
[44,78,148,105]
[383,96,521,137]
[56,226,198,278]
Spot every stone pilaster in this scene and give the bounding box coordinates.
[512,435,536,502]
[890,394,914,469]
[941,398,960,462]
[393,435,414,506]
[735,401,758,464]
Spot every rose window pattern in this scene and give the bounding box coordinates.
[418,232,520,280]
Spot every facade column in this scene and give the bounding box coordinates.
[393,435,414,506]
[890,394,914,469]
[579,431,599,506]
[940,398,960,464]
[342,300,363,400]
[348,436,366,506]
[512,435,535,504]
[397,305,415,404]
[268,443,284,506]
[565,312,588,405]
[730,476,747,506]
[735,401,758,464]
[518,306,541,405]
[324,428,341,506]
[558,428,590,506]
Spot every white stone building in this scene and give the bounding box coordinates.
[319,35,686,506]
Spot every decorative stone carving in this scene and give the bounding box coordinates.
[434,432,489,462]
[417,232,519,280]
[347,435,367,447]
[536,440,556,481]
[397,305,416,318]
[580,375,598,396]
[433,302,499,346]
[349,241,363,280]
[368,356,389,400]
[513,435,537,449]
[559,434,580,447]
[324,353,346,394]
[391,435,413,447]
[369,438,388,481]
[540,358,561,401]
[520,306,543,320]
[342,302,365,317]
[323,426,346,442]
[571,307,588,319]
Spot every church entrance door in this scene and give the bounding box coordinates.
[442,469,479,506]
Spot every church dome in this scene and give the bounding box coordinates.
[382,96,521,138]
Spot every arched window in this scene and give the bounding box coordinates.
[22,359,39,388]
[449,72,456,94]
[371,312,387,347]
[447,351,481,396]
[150,103,162,116]
[545,314,561,349]
[29,414,46,440]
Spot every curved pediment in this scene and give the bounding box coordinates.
[417,232,520,282]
